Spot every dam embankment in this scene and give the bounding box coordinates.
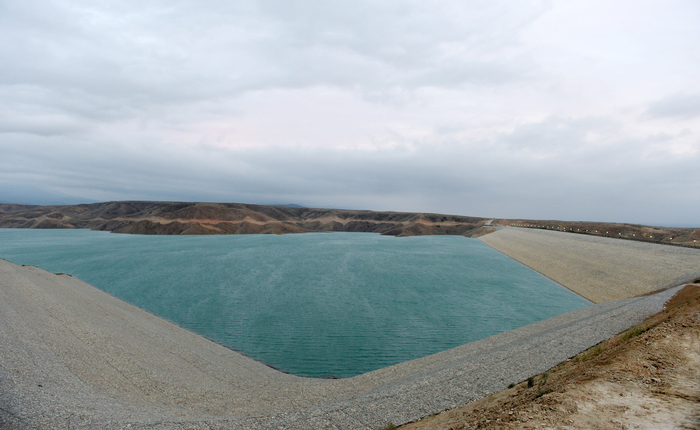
[0,236,693,430]
[479,227,700,303]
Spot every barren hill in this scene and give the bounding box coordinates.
[1,201,699,248]
[0,201,486,236]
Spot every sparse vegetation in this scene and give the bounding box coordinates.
[622,324,650,341]
[533,371,551,398]
[535,387,553,398]
[572,343,602,363]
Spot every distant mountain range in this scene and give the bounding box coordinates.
[0,201,486,237]
[1,201,698,247]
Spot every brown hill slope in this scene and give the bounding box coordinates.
[1,201,698,246]
[0,201,485,237]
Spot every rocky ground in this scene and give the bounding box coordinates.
[401,284,700,430]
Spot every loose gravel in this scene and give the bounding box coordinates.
[2,228,698,429]
[480,228,700,303]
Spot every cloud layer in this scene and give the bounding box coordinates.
[2,0,699,226]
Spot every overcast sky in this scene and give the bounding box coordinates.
[1,1,699,226]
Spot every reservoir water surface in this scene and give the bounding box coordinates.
[0,229,590,378]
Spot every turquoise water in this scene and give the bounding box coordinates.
[0,229,589,378]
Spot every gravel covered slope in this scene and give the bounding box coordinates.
[480,227,700,303]
[0,258,683,429]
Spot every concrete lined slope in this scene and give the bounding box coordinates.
[479,227,700,303]
[0,258,685,429]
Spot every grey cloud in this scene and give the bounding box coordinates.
[2,1,698,227]
[497,116,619,157]
[1,1,545,112]
[251,0,546,93]
[0,0,551,143]
[4,127,697,226]
[0,183,93,206]
[646,93,700,119]
[0,116,86,137]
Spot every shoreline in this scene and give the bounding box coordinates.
[3,200,698,247]
[1,256,691,429]
[479,227,700,303]
[3,228,700,428]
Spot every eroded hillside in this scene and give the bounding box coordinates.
[2,202,698,247]
[0,201,485,236]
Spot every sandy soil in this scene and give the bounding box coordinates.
[401,284,700,430]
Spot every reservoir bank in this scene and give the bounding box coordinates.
[0,229,589,378]
[1,228,700,429]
